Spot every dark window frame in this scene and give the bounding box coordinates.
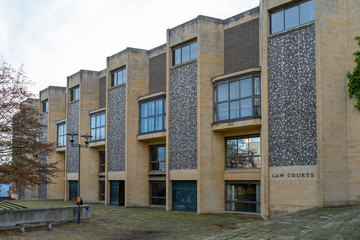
[150,181,166,206]
[57,122,66,147]
[42,100,48,113]
[139,96,166,134]
[172,41,197,66]
[111,68,126,87]
[213,73,261,124]
[225,135,261,169]
[99,151,105,173]
[270,0,315,34]
[99,180,105,201]
[150,145,166,172]
[70,86,80,102]
[90,111,106,142]
[225,181,260,213]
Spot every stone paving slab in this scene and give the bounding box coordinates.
[208,205,360,240]
[1,201,359,240]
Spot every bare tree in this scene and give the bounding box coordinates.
[0,59,60,190]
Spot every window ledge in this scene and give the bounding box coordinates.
[223,211,261,217]
[149,170,166,176]
[55,146,66,152]
[269,22,315,39]
[212,67,261,84]
[109,83,125,91]
[225,168,261,173]
[137,131,166,141]
[212,118,261,132]
[89,140,106,148]
[171,59,197,70]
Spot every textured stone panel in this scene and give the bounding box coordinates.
[108,86,126,171]
[268,24,317,166]
[66,101,79,173]
[169,62,197,169]
[38,113,48,199]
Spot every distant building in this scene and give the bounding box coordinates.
[38,0,360,218]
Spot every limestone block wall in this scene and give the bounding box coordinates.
[346,0,360,204]
[108,85,126,172]
[169,62,197,170]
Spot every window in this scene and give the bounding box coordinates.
[140,96,166,134]
[57,122,66,147]
[214,74,260,122]
[90,112,105,141]
[173,42,197,66]
[226,135,260,169]
[70,87,80,102]
[172,181,197,212]
[226,181,260,213]
[99,151,105,173]
[42,100,48,113]
[150,145,166,171]
[270,0,315,34]
[150,181,166,206]
[111,68,126,87]
[99,180,105,201]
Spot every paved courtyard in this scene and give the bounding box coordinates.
[0,201,359,239]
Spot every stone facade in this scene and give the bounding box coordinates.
[35,0,360,219]
[66,101,79,173]
[268,24,317,166]
[108,86,126,172]
[169,62,197,170]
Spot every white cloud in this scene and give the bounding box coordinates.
[0,0,259,96]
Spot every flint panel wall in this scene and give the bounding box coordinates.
[268,24,317,166]
[169,62,198,170]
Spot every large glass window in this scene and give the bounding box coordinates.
[111,68,126,87]
[173,42,197,66]
[99,151,105,173]
[99,180,105,201]
[270,0,314,34]
[226,135,261,169]
[42,100,48,113]
[226,181,260,213]
[70,87,79,102]
[57,122,66,147]
[172,181,197,212]
[150,181,166,206]
[90,112,105,141]
[214,75,260,122]
[140,96,166,134]
[150,145,166,171]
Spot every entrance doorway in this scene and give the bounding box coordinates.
[69,181,78,201]
[110,181,125,206]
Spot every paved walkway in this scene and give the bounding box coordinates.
[208,205,360,240]
[1,201,360,239]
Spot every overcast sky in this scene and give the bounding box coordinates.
[0,0,259,96]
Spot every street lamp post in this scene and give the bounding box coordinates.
[67,133,91,224]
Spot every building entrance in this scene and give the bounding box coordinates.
[110,181,125,206]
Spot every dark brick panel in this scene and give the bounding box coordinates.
[224,18,259,74]
[99,77,106,108]
[149,53,166,94]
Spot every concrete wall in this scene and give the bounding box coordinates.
[0,205,90,229]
